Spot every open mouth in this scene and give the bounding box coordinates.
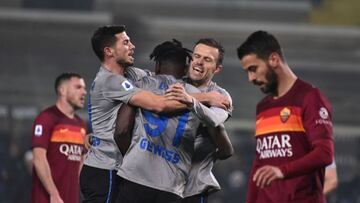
[193,66,203,74]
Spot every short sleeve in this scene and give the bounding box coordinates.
[31,111,56,149]
[102,74,142,104]
[302,89,333,143]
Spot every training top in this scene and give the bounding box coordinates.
[247,79,333,203]
[117,74,213,197]
[31,106,86,203]
[183,81,233,197]
[84,66,149,170]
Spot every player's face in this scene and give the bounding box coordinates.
[66,77,87,110]
[240,54,278,95]
[189,44,221,87]
[112,32,135,68]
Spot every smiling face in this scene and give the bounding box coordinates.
[240,54,278,95]
[110,32,135,68]
[188,43,221,88]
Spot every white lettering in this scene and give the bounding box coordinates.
[59,144,83,161]
[257,134,293,159]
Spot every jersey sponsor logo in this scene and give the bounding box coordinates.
[316,107,332,126]
[122,80,133,91]
[59,144,83,161]
[139,137,181,164]
[280,107,291,123]
[34,125,43,136]
[256,134,293,159]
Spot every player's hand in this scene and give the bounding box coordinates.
[253,165,284,188]
[204,91,230,110]
[50,194,64,203]
[165,83,194,107]
[84,133,93,150]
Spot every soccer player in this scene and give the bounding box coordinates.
[114,39,230,203]
[169,38,234,203]
[237,30,334,203]
[81,25,229,203]
[31,73,87,203]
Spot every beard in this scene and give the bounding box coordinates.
[262,68,278,95]
[253,67,278,96]
[116,58,134,69]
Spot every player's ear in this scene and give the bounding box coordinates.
[214,64,222,74]
[58,84,67,96]
[104,47,113,58]
[268,52,280,68]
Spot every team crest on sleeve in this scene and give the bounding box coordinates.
[280,107,291,123]
[319,107,329,119]
[122,80,133,91]
[34,124,43,136]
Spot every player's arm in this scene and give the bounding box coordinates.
[128,90,187,113]
[114,104,136,155]
[165,83,230,127]
[166,83,230,110]
[33,147,63,203]
[191,91,230,110]
[207,124,234,160]
[323,162,338,194]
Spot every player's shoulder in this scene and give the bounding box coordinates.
[126,66,152,81]
[208,81,231,96]
[35,106,60,123]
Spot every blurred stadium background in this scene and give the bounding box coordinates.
[0,0,359,202]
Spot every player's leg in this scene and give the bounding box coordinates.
[80,165,119,203]
[181,193,208,203]
[116,178,156,203]
[156,190,182,203]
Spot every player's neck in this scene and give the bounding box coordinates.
[56,100,75,119]
[193,79,211,89]
[102,60,125,75]
[274,66,297,99]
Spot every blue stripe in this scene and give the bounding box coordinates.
[200,194,204,203]
[105,170,113,203]
[87,81,95,132]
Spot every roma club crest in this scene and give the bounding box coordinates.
[280,107,291,123]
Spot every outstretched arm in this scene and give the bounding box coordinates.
[114,104,136,156]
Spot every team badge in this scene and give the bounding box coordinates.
[280,107,291,123]
[34,124,43,136]
[319,107,329,119]
[122,80,133,91]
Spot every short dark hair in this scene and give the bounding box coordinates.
[150,39,192,67]
[194,38,225,65]
[55,73,82,95]
[91,25,126,62]
[237,30,284,61]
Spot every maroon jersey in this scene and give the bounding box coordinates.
[31,106,86,203]
[247,79,333,203]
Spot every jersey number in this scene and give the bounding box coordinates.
[143,110,189,147]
